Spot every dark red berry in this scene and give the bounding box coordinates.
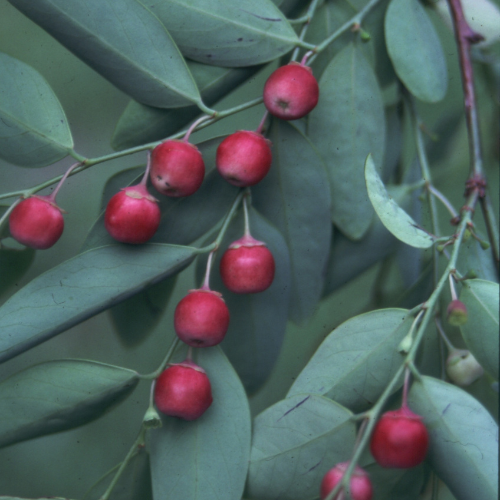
[9,196,64,249]
[104,184,160,244]
[220,235,275,294]
[174,289,230,347]
[263,62,319,120]
[216,130,272,187]
[154,360,213,420]
[150,140,205,197]
[370,406,429,468]
[320,462,373,500]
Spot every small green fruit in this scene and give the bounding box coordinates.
[446,349,484,386]
[447,299,468,326]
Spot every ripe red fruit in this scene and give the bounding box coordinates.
[154,360,213,420]
[104,184,160,244]
[220,235,275,293]
[174,289,230,347]
[150,140,205,197]
[216,130,272,187]
[263,62,319,120]
[9,196,64,249]
[370,406,429,468]
[320,462,373,500]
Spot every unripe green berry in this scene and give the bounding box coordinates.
[446,349,484,386]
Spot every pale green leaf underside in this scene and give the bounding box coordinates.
[0,52,72,167]
[385,0,448,102]
[149,347,251,500]
[0,244,197,363]
[145,0,299,67]
[409,376,498,500]
[248,394,356,500]
[0,360,139,449]
[288,308,411,411]
[7,0,201,108]
[459,279,499,379]
[365,154,433,248]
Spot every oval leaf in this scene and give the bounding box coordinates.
[253,121,331,324]
[409,376,498,500]
[0,52,72,167]
[459,279,499,379]
[145,0,299,67]
[0,243,197,363]
[247,394,356,500]
[196,206,291,393]
[385,0,448,102]
[365,154,434,248]
[456,236,499,283]
[309,43,386,240]
[0,359,139,449]
[112,62,262,150]
[288,309,412,411]
[149,346,251,500]
[7,0,201,108]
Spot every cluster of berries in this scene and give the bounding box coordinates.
[152,62,319,421]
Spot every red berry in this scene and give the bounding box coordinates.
[216,131,272,187]
[154,360,213,420]
[263,62,319,120]
[174,289,230,347]
[9,196,64,249]
[220,235,275,294]
[370,406,429,468]
[104,184,160,244]
[150,140,205,197]
[320,462,373,500]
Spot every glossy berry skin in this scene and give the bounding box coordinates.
[263,62,319,120]
[216,131,272,187]
[150,140,205,197]
[154,361,213,420]
[174,289,230,347]
[9,196,64,249]
[220,236,275,294]
[370,406,429,468]
[104,184,160,244]
[320,462,373,500]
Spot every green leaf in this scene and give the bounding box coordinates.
[112,62,262,150]
[144,0,299,67]
[83,137,238,251]
[287,309,412,412]
[363,461,424,500]
[456,236,499,283]
[0,246,35,300]
[247,394,356,500]
[385,0,448,102]
[149,346,251,500]
[365,154,434,248]
[109,276,177,348]
[84,447,152,500]
[7,0,201,108]
[196,207,291,393]
[0,244,197,363]
[309,43,386,240]
[409,376,499,500]
[0,52,72,167]
[0,498,76,500]
[253,121,331,324]
[0,359,139,449]
[459,279,499,379]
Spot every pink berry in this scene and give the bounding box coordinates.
[220,235,275,294]
[216,131,272,187]
[9,196,64,249]
[174,289,230,347]
[320,462,373,500]
[263,62,319,120]
[104,184,160,244]
[446,299,468,326]
[370,406,429,468]
[154,360,213,420]
[150,140,205,197]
